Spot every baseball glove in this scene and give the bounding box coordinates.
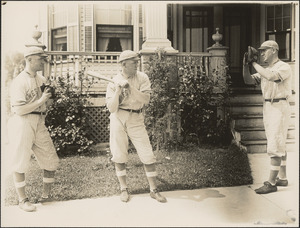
[41,84,56,99]
[244,46,258,64]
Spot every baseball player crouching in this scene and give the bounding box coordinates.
[106,50,167,203]
[7,46,59,212]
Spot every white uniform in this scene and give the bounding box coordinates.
[252,60,292,157]
[106,71,156,164]
[8,71,59,173]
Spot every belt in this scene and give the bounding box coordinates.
[29,111,46,115]
[264,98,286,102]
[119,108,143,114]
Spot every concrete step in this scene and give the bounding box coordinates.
[229,103,296,115]
[229,93,296,104]
[239,139,295,153]
[233,127,295,141]
[232,114,296,128]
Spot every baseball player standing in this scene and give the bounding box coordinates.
[106,50,167,203]
[243,40,292,194]
[7,46,59,211]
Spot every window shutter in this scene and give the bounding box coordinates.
[67,4,79,51]
[84,4,93,52]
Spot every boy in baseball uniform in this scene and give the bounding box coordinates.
[243,40,292,194]
[8,46,59,211]
[106,50,167,203]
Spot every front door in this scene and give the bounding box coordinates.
[223,6,252,87]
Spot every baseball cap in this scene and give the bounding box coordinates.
[24,46,48,58]
[118,50,140,62]
[258,40,279,51]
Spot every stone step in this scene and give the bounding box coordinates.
[239,139,296,153]
[233,127,295,141]
[232,114,296,128]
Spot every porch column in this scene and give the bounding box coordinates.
[140,2,177,54]
[207,28,229,93]
[207,28,229,125]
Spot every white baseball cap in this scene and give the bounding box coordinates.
[24,46,48,58]
[258,40,279,51]
[118,50,140,62]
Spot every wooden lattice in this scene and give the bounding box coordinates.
[85,106,110,143]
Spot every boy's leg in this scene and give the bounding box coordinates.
[39,169,56,203]
[115,163,130,202]
[276,153,289,186]
[144,163,167,203]
[13,172,36,212]
[255,156,281,194]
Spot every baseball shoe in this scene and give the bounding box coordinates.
[275,177,288,186]
[150,189,167,203]
[19,198,36,212]
[120,188,130,202]
[255,181,277,194]
[37,194,54,204]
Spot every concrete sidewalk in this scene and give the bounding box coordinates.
[1,152,299,227]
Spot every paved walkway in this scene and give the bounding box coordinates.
[1,152,299,227]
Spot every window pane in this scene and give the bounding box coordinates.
[283,17,290,30]
[96,25,133,52]
[275,18,282,31]
[52,27,67,51]
[275,5,282,18]
[267,19,274,31]
[267,32,290,60]
[267,6,274,19]
[283,4,291,17]
[186,17,190,28]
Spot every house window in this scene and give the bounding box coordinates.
[266,4,292,61]
[96,25,133,52]
[51,27,67,51]
[183,7,213,52]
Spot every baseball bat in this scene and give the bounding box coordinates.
[86,71,129,88]
[86,71,115,84]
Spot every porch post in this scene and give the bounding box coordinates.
[140,2,177,54]
[207,28,229,125]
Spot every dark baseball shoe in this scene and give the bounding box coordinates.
[120,188,130,202]
[150,189,167,203]
[255,181,277,194]
[19,198,36,212]
[275,177,288,186]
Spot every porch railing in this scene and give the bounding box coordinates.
[44,51,212,96]
[44,51,214,144]
[44,51,122,95]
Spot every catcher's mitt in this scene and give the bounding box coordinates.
[41,84,56,99]
[244,46,258,64]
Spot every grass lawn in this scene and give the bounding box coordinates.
[4,143,253,206]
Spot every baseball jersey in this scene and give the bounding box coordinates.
[10,71,47,114]
[106,71,152,110]
[251,60,292,100]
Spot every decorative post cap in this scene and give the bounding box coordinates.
[212,28,223,47]
[25,25,46,50]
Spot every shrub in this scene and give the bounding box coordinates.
[144,49,175,151]
[145,50,232,149]
[45,72,94,156]
[178,55,232,145]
